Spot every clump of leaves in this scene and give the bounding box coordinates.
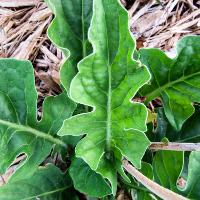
[0,0,200,199]
[58,0,150,194]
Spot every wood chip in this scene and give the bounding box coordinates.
[40,45,60,64]
[0,0,41,7]
[0,8,14,15]
[29,7,52,22]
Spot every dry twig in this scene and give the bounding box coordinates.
[150,142,200,151]
[123,160,188,200]
[0,0,40,7]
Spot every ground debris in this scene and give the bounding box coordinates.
[129,0,200,51]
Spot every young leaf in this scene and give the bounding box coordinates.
[140,36,200,130]
[69,158,112,197]
[0,59,76,181]
[45,0,92,91]
[58,0,150,194]
[0,164,71,200]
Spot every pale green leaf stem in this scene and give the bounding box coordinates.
[0,119,67,148]
[144,71,200,103]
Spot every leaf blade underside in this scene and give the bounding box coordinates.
[58,0,151,194]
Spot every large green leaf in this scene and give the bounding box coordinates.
[140,36,200,130]
[69,158,112,197]
[0,164,71,200]
[58,0,150,194]
[45,0,92,91]
[0,59,76,181]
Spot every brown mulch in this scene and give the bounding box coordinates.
[129,0,200,54]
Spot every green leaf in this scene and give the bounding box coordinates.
[69,158,112,197]
[0,59,76,181]
[0,164,71,200]
[153,107,169,141]
[153,150,184,192]
[58,0,150,194]
[140,162,153,180]
[139,36,200,130]
[181,152,200,199]
[173,108,200,142]
[155,107,200,142]
[45,0,92,91]
[152,151,200,199]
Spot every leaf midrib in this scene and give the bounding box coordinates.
[103,1,112,154]
[81,0,87,58]
[145,71,200,102]
[58,0,90,50]
[0,119,66,148]
[21,186,68,200]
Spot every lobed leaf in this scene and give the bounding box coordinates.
[0,59,76,181]
[140,36,200,130]
[45,0,93,91]
[0,164,71,200]
[58,0,151,194]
